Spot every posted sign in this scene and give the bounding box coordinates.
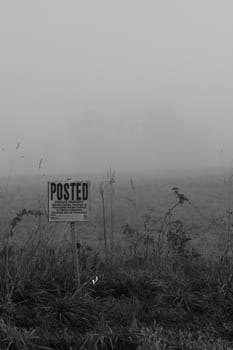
[48,181,90,222]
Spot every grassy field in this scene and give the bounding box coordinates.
[0,168,233,349]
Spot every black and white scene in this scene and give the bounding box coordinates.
[1,1,233,348]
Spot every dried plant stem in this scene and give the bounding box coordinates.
[109,166,115,251]
[100,183,108,261]
[0,142,20,234]
[224,164,233,259]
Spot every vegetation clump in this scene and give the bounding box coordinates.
[0,182,232,349]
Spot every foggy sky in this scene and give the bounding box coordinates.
[0,0,233,175]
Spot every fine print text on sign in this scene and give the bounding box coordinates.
[48,181,90,222]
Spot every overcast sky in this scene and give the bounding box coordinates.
[0,0,233,175]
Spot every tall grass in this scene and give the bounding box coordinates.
[0,225,233,349]
[1,165,233,348]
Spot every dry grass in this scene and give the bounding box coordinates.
[0,170,232,349]
[0,230,232,349]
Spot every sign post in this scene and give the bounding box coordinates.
[48,180,90,290]
[70,221,80,289]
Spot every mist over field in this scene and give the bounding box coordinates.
[0,0,233,176]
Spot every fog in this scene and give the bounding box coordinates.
[0,0,233,175]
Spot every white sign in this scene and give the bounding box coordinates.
[48,181,90,222]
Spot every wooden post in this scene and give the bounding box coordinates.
[70,222,81,289]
